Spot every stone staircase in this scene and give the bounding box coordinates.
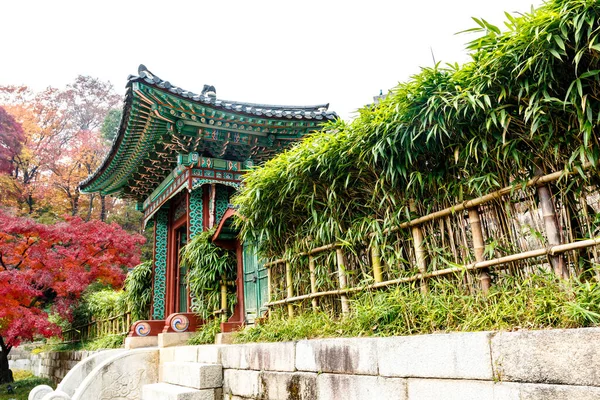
[141,361,223,400]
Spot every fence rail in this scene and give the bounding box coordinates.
[61,312,131,343]
[264,163,600,316]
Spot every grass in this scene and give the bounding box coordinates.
[0,371,53,400]
[44,333,126,352]
[188,319,221,345]
[234,272,600,343]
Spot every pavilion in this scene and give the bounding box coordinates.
[80,65,336,339]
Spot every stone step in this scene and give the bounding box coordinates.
[161,361,223,389]
[142,382,217,400]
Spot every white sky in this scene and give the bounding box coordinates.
[1,0,541,121]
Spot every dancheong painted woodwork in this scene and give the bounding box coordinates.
[81,64,336,335]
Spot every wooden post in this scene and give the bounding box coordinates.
[410,200,428,293]
[336,248,350,316]
[536,168,568,278]
[370,246,383,283]
[308,255,318,310]
[468,207,491,292]
[285,261,294,318]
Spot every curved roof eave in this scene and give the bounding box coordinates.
[79,64,338,196]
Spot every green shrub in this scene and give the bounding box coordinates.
[123,261,153,321]
[188,319,222,345]
[85,334,126,350]
[234,0,600,258]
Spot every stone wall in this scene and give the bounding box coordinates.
[161,327,600,399]
[7,347,97,385]
[34,350,98,385]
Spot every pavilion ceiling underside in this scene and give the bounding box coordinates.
[81,82,331,201]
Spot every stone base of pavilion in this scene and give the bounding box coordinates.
[125,312,243,349]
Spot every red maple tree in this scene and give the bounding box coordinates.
[0,106,25,175]
[0,211,144,383]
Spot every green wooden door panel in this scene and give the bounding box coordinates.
[243,243,267,323]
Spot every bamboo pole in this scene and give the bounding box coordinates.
[267,265,273,302]
[468,207,491,292]
[370,246,384,283]
[536,168,568,279]
[265,236,600,307]
[263,243,339,267]
[308,255,318,311]
[410,200,428,293]
[377,162,593,237]
[336,248,350,316]
[221,275,228,323]
[285,261,294,318]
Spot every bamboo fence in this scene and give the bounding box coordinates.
[61,312,131,344]
[263,164,600,316]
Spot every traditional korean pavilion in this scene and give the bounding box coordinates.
[80,65,336,337]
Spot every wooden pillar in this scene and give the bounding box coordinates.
[336,248,350,316]
[308,255,318,310]
[536,168,568,279]
[468,207,491,292]
[370,245,383,283]
[410,200,428,293]
[285,261,294,318]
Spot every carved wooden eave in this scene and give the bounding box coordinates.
[79,64,337,204]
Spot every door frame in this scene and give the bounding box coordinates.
[165,205,190,316]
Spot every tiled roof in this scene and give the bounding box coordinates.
[132,64,337,121]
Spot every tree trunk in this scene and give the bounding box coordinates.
[0,336,13,384]
[86,193,95,221]
[27,194,34,215]
[72,194,79,217]
[100,194,107,222]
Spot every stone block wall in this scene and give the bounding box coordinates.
[160,327,600,399]
[36,350,98,384]
[7,347,97,385]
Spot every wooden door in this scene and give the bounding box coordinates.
[243,242,268,323]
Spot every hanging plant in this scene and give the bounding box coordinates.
[180,229,237,319]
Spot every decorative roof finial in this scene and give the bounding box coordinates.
[201,84,217,98]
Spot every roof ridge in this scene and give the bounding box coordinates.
[133,64,335,115]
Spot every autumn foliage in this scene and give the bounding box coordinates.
[0,106,25,175]
[0,211,144,350]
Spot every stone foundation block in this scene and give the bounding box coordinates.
[215,332,236,345]
[220,345,246,369]
[245,342,295,372]
[259,371,317,400]
[159,332,195,348]
[125,335,158,349]
[173,346,200,362]
[378,331,493,380]
[221,342,295,372]
[317,373,406,400]
[223,369,260,398]
[296,338,378,375]
[407,378,519,400]
[196,345,224,364]
[491,327,600,386]
[520,383,600,400]
[142,382,215,400]
[162,362,222,389]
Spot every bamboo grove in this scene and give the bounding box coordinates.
[233,0,600,317]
